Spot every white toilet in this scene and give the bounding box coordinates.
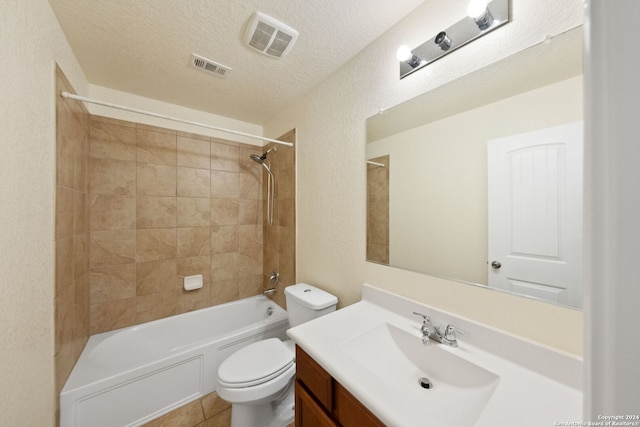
[216,283,338,427]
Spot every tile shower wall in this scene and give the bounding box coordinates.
[54,66,91,415]
[263,130,296,308]
[88,115,265,334]
[366,155,389,264]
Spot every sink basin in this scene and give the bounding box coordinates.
[340,323,500,427]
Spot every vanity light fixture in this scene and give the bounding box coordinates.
[396,0,510,79]
[435,31,452,51]
[396,44,427,68]
[467,0,494,30]
[396,45,425,68]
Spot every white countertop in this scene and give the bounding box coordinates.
[287,284,583,427]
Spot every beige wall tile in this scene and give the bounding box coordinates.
[74,148,88,193]
[210,140,239,172]
[56,185,75,239]
[137,129,177,165]
[136,228,177,262]
[136,196,176,228]
[278,198,295,227]
[210,171,239,198]
[211,199,239,226]
[55,237,74,297]
[178,136,210,169]
[90,120,136,161]
[177,167,210,197]
[210,253,239,281]
[239,274,263,299]
[278,167,295,199]
[238,199,260,225]
[177,256,211,283]
[177,227,211,258]
[136,291,177,323]
[211,278,239,305]
[90,230,136,267]
[211,225,238,254]
[278,225,295,258]
[136,259,179,295]
[90,194,135,231]
[90,157,136,196]
[89,263,136,305]
[137,163,177,196]
[239,171,261,200]
[74,191,89,235]
[73,234,90,279]
[56,135,75,188]
[55,69,91,406]
[177,197,211,227]
[90,297,136,334]
[176,284,211,314]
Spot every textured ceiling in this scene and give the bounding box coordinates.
[48,0,426,125]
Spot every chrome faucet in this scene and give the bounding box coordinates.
[431,324,466,347]
[413,312,467,347]
[412,312,433,346]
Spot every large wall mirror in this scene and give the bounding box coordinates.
[366,26,584,309]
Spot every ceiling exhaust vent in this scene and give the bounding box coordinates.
[190,54,231,78]
[244,12,299,59]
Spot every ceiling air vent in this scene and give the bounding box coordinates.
[190,54,231,78]
[244,12,299,59]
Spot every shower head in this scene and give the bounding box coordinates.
[250,154,264,164]
[250,146,277,164]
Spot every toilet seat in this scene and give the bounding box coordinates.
[218,338,294,388]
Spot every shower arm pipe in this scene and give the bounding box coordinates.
[60,91,293,147]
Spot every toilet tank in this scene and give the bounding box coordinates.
[284,283,338,328]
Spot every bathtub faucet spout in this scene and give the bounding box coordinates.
[263,288,277,296]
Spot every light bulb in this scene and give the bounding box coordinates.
[467,0,489,19]
[396,45,413,62]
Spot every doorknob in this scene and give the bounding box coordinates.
[491,260,502,269]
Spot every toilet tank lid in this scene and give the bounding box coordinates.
[285,283,338,310]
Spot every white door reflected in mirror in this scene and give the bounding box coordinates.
[487,122,583,307]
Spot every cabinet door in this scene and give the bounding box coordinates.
[295,381,338,427]
[334,382,385,427]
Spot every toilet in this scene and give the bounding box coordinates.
[216,283,338,427]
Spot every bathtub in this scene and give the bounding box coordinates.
[60,295,289,427]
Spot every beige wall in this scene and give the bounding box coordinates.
[0,0,88,425]
[367,76,583,285]
[265,0,584,355]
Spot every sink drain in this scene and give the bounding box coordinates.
[418,377,433,389]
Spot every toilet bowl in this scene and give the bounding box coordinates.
[216,283,338,427]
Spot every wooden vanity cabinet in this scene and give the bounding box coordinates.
[295,346,385,427]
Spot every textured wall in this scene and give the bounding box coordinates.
[0,0,88,425]
[265,0,584,355]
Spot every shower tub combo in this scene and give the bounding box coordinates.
[60,295,288,427]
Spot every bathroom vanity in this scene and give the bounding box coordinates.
[295,345,383,426]
[288,284,582,427]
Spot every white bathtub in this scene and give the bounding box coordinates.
[60,295,289,427]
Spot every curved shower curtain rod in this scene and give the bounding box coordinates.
[60,91,293,147]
